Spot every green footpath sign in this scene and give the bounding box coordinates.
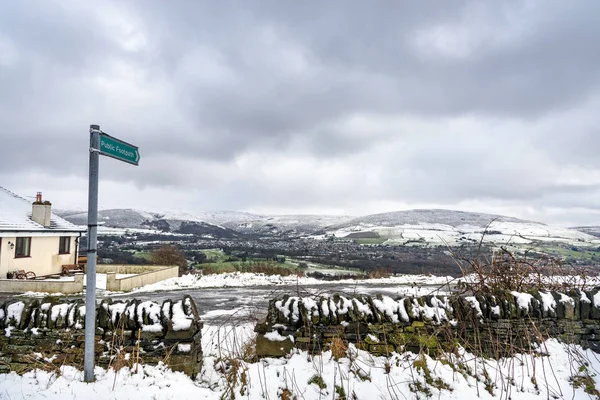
[99,133,140,165]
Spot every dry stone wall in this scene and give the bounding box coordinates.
[0,295,203,377]
[255,289,600,358]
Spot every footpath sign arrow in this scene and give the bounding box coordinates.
[99,133,140,165]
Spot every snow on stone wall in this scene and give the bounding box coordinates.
[0,296,203,377]
[256,289,600,357]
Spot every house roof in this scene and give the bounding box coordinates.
[0,186,85,233]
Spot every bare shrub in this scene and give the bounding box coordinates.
[151,245,188,276]
[441,221,597,295]
[368,267,390,279]
[453,247,596,294]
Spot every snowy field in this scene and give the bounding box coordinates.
[328,220,600,247]
[129,272,456,293]
[1,321,599,399]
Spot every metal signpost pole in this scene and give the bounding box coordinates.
[84,124,100,382]
[83,124,138,382]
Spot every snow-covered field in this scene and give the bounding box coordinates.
[329,220,600,247]
[130,272,456,293]
[1,321,598,399]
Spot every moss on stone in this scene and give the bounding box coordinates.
[255,334,294,357]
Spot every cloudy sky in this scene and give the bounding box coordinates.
[1,1,599,226]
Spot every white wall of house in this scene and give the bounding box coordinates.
[0,234,79,278]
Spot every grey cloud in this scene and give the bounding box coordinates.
[1,0,600,224]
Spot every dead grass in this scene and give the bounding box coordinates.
[241,334,258,363]
[329,337,348,361]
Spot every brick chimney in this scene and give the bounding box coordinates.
[32,192,52,227]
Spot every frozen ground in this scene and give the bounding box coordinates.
[129,272,456,293]
[0,320,598,399]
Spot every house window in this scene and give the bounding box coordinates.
[15,237,31,258]
[59,236,71,254]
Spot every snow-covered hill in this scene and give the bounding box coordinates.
[57,208,599,247]
[324,209,598,246]
[57,209,240,238]
[58,209,154,228]
[220,214,353,236]
[57,209,352,237]
[572,226,600,238]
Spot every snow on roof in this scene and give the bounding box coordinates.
[0,186,85,233]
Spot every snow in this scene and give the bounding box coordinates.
[18,291,66,298]
[136,301,163,333]
[264,330,290,342]
[491,305,501,316]
[1,321,599,400]
[411,296,452,323]
[372,296,401,323]
[366,334,379,343]
[302,297,319,321]
[559,292,575,305]
[50,303,70,323]
[511,291,534,310]
[461,273,600,289]
[539,291,557,313]
[7,268,600,398]
[320,298,329,320]
[109,302,126,324]
[352,297,372,317]
[275,297,298,321]
[171,300,192,331]
[327,210,600,247]
[177,343,192,353]
[129,272,456,293]
[593,291,600,310]
[398,298,410,322]
[6,301,25,326]
[582,292,591,303]
[465,296,483,317]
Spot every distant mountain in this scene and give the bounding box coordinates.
[56,208,240,238]
[334,209,530,228]
[57,208,353,238]
[59,209,155,228]
[219,214,354,236]
[57,208,600,247]
[324,209,597,247]
[571,226,600,239]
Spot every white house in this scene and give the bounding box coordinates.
[0,187,85,279]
